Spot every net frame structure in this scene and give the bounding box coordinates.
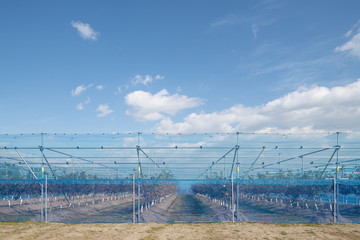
[0,132,360,223]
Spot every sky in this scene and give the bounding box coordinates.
[1,0,360,134]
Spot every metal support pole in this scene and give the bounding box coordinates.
[41,133,44,179]
[236,133,239,221]
[231,174,234,223]
[45,175,48,223]
[199,147,235,179]
[39,147,57,179]
[336,132,339,176]
[320,148,339,177]
[72,156,75,179]
[132,174,136,223]
[336,179,339,222]
[40,134,45,222]
[224,156,226,178]
[41,183,44,222]
[244,147,265,177]
[72,155,75,208]
[138,169,141,222]
[336,132,340,222]
[229,145,239,179]
[278,153,281,173]
[236,165,239,221]
[15,149,38,179]
[334,175,337,223]
[301,156,304,177]
[136,146,143,178]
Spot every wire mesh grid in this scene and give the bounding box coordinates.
[0,133,359,223]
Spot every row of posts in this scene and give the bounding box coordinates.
[37,133,143,223]
[230,174,339,223]
[37,173,340,223]
[230,132,340,223]
[36,132,340,223]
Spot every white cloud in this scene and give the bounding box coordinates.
[75,97,90,111]
[96,85,103,90]
[155,75,165,80]
[345,19,360,38]
[131,74,164,86]
[115,85,129,95]
[131,75,152,86]
[71,85,86,96]
[125,89,204,121]
[335,33,360,58]
[132,75,152,85]
[96,104,114,117]
[71,21,100,41]
[71,84,92,96]
[76,103,84,110]
[335,20,360,58]
[155,80,360,133]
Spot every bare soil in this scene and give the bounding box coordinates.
[141,194,234,222]
[236,195,335,222]
[1,222,360,240]
[0,193,133,222]
[2,193,357,223]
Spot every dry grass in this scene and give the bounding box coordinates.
[1,222,360,240]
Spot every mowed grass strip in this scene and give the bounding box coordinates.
[0,222,360,240]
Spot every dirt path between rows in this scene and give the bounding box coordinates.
[141,194,235,222]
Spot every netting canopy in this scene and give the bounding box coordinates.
[0,133,360,223]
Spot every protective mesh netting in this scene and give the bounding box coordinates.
[0,133,359,222]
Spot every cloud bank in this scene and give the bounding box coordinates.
[152,80,360,133]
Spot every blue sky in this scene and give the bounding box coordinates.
[1,0,360,133]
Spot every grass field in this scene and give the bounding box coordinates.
[1,222,360,240]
